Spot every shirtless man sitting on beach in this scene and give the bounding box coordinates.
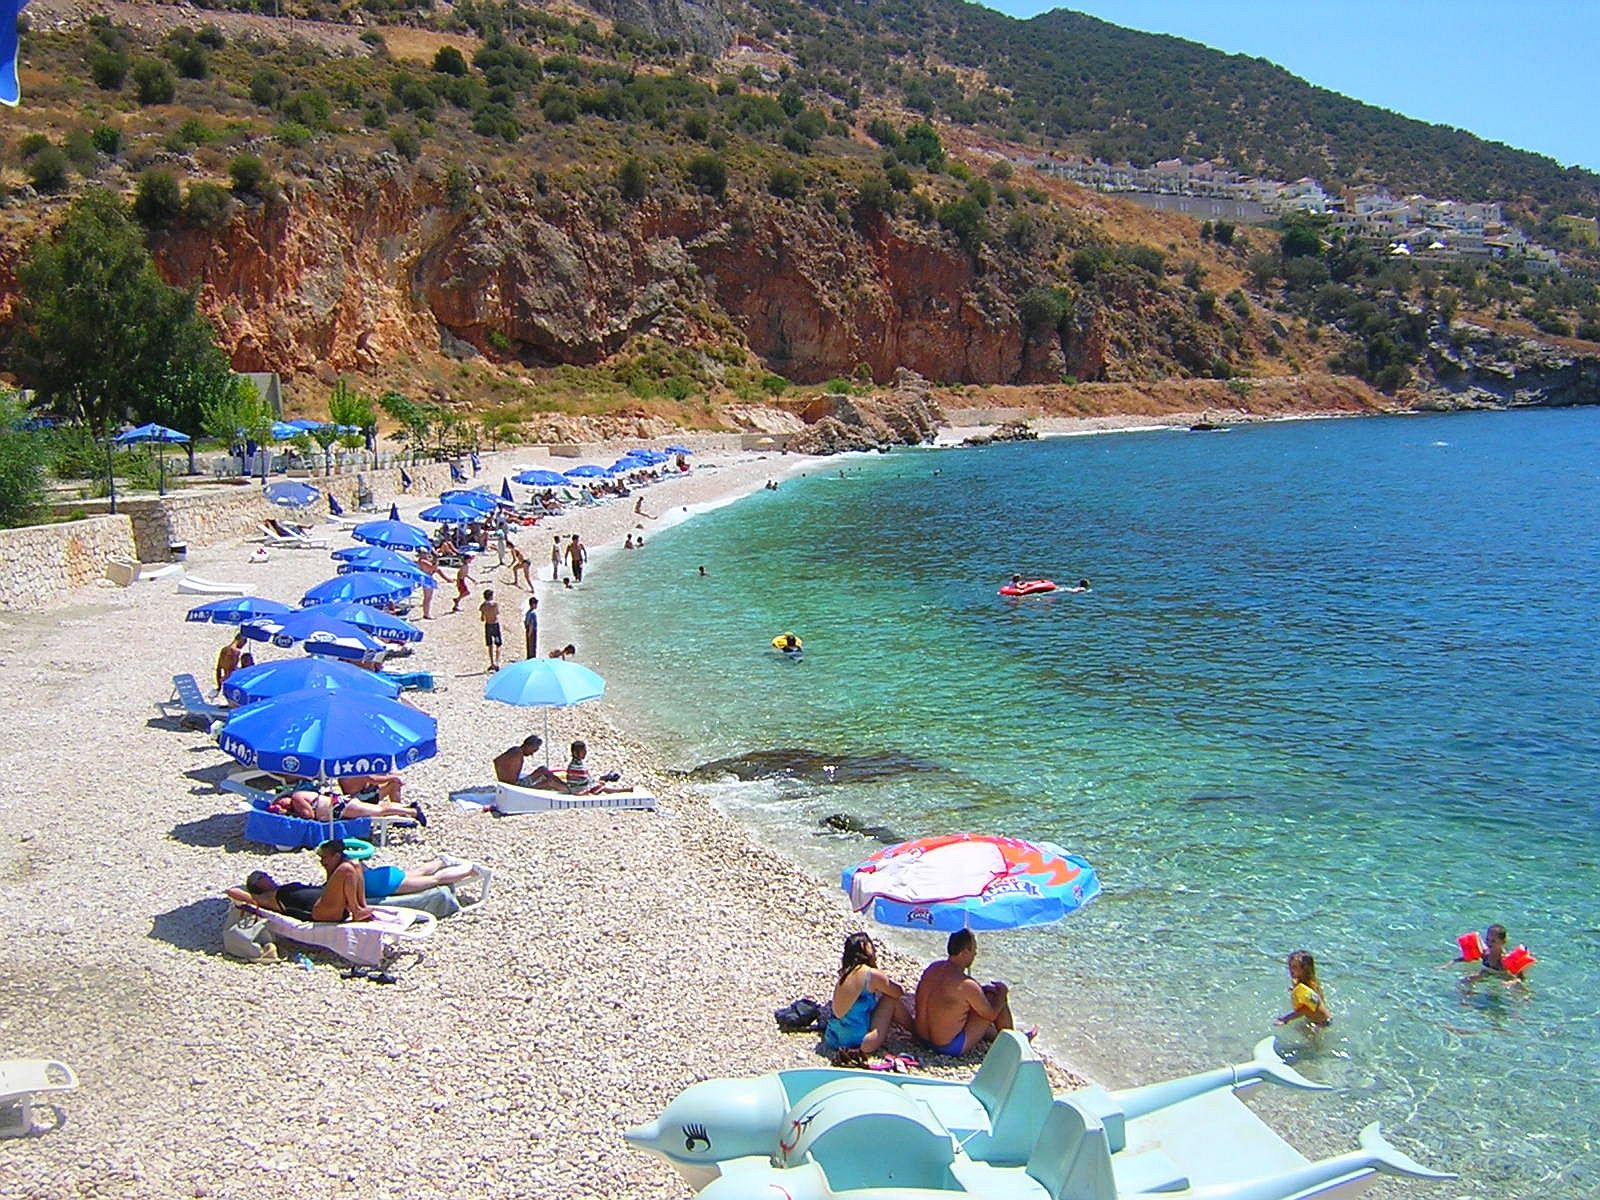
[492,735,562,788]
[913,929,1030,1056]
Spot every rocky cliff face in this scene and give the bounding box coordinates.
[120,160,1240,396]
[583,0,731,56]
[1414,323,1600,410]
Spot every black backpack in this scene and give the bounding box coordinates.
[774,997,825,1033]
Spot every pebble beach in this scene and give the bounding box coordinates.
[0,440,1084,1200]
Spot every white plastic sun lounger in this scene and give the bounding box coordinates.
[253,523,329,550]
[176,575,248,596]
[0,1059,78,1139]
[244,904,436,969]
[494,781,656,814]
[160,673,229,730]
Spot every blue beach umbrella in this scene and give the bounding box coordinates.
[665,445,693,456]
[287,418,327,431]
[334,548,433,589]
[268,421,302,441]
[241,610,386,661]
[115,423,191,496]
[514,469,569,487]
[264,480,322,509]
[185,596,294,625]
[842,833,1101,933]
[312,601,424,644]
[219,689,437,778]
[419,502,481,523]
[439,490,497,513]
[221,656,402,707]
[352,519,432,552]
[485,659,607,767]
[500,478,514,503]
[564,465,608,479]
[388,502,401,521]
[302,573,413,608]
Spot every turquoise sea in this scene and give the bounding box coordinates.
[563,409,1600,1197]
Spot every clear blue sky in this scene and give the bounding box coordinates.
[974,1,1598,173]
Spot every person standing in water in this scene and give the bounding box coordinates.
[567,533,587,583]
[1275,950,1331,1028]
[550,535,563,582]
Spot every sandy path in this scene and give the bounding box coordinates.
[0,444,1081,1200]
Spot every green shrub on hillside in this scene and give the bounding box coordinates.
[228,155,274,201]
[433,45,468,76]
[767,165,803,200]
[27,147,70,194]
[63,129,99,171]
[91,127,121,156]
[391,125,421,161]
[132,58,176,105]
[686,153,727,199]
[616,157,647,202]
[250,69,289,109]
[183,182,234,229]
[89,47,129,90]
[0,394,50,529]
[134,170,183,227]
[17,132,50,160]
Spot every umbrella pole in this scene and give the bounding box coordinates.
[544,709,551,769]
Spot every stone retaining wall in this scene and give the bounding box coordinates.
[0,515,135,611]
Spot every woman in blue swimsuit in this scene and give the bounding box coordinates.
[822,933,912,1055]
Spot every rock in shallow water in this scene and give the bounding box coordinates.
[684,746,949,785]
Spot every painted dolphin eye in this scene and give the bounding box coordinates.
[683,1123,711,1152]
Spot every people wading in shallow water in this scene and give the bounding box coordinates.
[566,533,587,582]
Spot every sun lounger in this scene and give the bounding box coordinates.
[159,673,229,730]
[253,523,329,550]
[0,1059,78,1139]
[494,781,657,814]
[176,575,248,596]
[241,903,436,969]
[222,774,412,850]
[138,563,186,581]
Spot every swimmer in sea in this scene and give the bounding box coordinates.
[777,633,802,655]
[1275,950,1331,1029]
[1070,578,1091,592]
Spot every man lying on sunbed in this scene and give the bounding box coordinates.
[266,785,425,828]
[493,735,563,788]
[226,848,479,923]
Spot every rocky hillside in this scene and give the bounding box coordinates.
[1,2,1596,434]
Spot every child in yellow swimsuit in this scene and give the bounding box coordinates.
[1275,949,1331,1028]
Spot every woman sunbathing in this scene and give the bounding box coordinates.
[227,855,481,923]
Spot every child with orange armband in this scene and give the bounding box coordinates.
[1275,949,1332,1029]
[1451,923,1534,987]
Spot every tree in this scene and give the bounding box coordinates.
[433,45,468,76]
[201,375,273,455]
[1280,219,1322,259]
[328,377,378,453]
[10,189,232,506]
[378,391,433,459]
[0,392,50,528]
[89,47,129,91]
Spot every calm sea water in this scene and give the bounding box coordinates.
[563,410,1600,1197]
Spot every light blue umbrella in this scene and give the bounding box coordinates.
[514,469,569,487]
[241,610,386,661]
[264,480,322,509]
[221,656,402,707]
[219,689,437,778]
[440,490,498,513]
[484,659,607,766]
[268,421,302,441]
[352,519,432,551]
[287,418,327,431]
[419,502,481,523]
[185,596,294,625]
[115,423,190,495]
[303,573,413,608]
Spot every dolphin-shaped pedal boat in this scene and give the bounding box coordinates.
[625,1033,1437,1197]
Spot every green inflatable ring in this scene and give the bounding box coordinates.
[341,837,375,861]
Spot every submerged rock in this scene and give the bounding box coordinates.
[819,813,904,844]
[685,747,947,785]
